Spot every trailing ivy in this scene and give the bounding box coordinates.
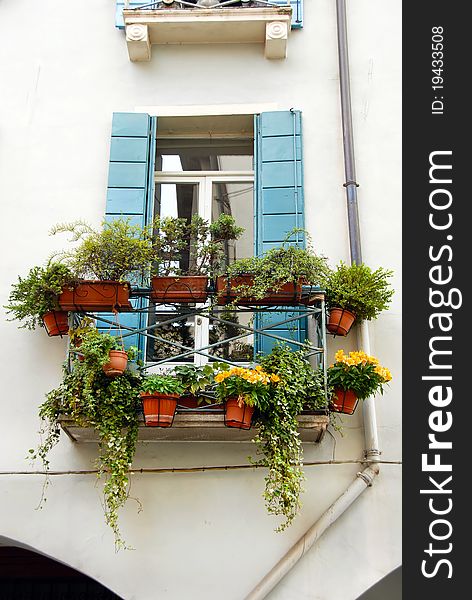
[31,362,142,550]
[255,344,329,531]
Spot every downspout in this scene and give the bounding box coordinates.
[245,2,381,598]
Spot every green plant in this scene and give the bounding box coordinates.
[68,316,96,347]
[188,214,244,277]
[140,373,185,396]
[225,229,329,303]
[254,344,329,531]
[51,218,157,282]
[214,365,279,407]
[172,364,217,404]
[30,364,142,550]
[327,349,392,399]
[325,262,394,322]
[76,327,137,371]
[152,216,189,276]
[152,213,244,278]
[4,262,73,330]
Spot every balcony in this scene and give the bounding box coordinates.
[121,1,294,61]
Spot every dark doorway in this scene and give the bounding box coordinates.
[0,546,122,600]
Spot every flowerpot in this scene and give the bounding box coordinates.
[216,276,302,306]
[151,276,208,304]
[330,389,359,415]
[141,393,179,427]
[102,350,128,377]
[327,307,356,336]
[42,311,69,337]
[58,280,132,312]
[224,397,254,430]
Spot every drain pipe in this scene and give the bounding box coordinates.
[245,2,380,598]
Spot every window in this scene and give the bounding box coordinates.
[105,109,305,361]
[147,115,255,364]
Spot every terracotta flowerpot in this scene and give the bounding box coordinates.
[42,311,69,337]
[330,389,359,415]
[141,393,179,427]
[59,280,132,312]
[102,350,128,377]
[224,397,255,430]
[216,276,302,306]
[151,276,208,303]
[327,307,356,336]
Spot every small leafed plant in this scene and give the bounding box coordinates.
[327,349,392,399]
[325,262,394,322]
[214,366,279,407]
[140,373,185,396]
[225,229,329,302]
[4,262,73,330]
[50,218,157,282]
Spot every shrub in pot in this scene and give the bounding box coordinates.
[4,262,73,336]
[51,218,157,312]
[325,262,394,336]
[327,349,392,414]
[214,365,279,429]
[151,214,244,303]
[140,374,185,427]
[256,343,329,531]
[218,231,329,306]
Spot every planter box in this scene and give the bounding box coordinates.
[151,276,208,304]
[216,275,302,306]
[59,280,133,312]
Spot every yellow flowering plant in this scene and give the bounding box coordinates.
[214,366,280,407]
[327,350,392,400]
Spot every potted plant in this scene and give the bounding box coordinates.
[214,365,279,429]
[51,218,156,312]
[30,363,143,550]
[217,230,329,306]
[75,326,138,377]
[173,363,219,408]
[327,349,392,414]
[256,343,329,531]
[151,214,244,303]
[325,262,394,336]
[140,373,185,427]
[68,316,96,361]
[4,262,73,336]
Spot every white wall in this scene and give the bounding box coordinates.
[0,1,401,598]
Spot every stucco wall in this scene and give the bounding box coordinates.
[0,1,401,599]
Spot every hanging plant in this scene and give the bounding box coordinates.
[30,362,143,551]
[255,344,329,531]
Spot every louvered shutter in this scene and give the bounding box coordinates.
[254,110,306,355]
[101,112,157,357]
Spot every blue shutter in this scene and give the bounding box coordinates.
[115,2,144,30]
[272,0,304,29]
[101,112,157,358]
[254,110,306,355]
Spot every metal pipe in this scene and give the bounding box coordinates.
[245,466,380,600]
[244,2,382,597]
[336,0,362,265]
